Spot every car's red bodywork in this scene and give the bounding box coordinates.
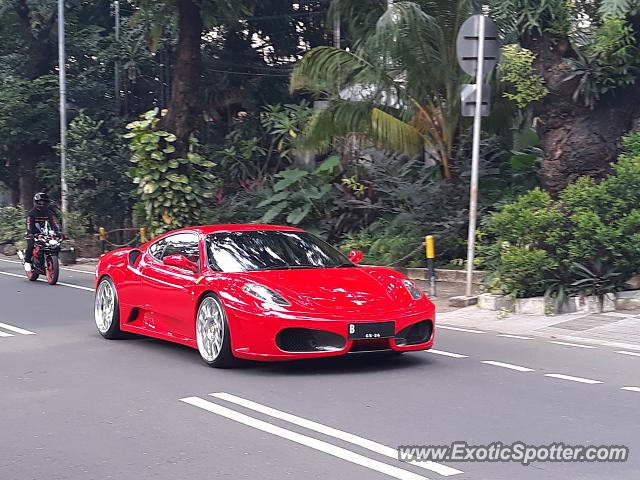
[96,224,435,361]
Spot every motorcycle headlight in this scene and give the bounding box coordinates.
[242,283,290,306]
[402,279,424,300]
[49,239,59,247]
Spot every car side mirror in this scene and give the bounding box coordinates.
[163,254,199,274]
[349,249,363,264]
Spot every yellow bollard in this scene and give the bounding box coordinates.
[426,235,435,260]
[99,227,107,253]
[139,227,147,244]
[425,235,436,297]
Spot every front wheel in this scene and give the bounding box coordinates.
[95,277,123,339]
[26,268,39,282]
[46,255,59,285]
[196,294,235,368]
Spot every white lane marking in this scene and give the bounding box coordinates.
[0,257,95,275]
[438,325,486,334]
[0,331,14,337]
[616,350,640,357]
[0,271,26,279]
[498,334,533,340]
[544,374,602,385]
[0,322,36,335]
[58,282,94,292]
[427,349,468,359]
[481,361,534,372]
[0,271,94,292]
[211,392,462,477]
[181,396,428,480]
[549,341,596,349]
[621,387,640,392]
[601,312,639,318]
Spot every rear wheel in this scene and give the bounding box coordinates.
[26,268,39,282]
[196,294,235,368]
[95,277,123,339]
[46,255,59,285]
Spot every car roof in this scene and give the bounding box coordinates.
[170,224,305,235]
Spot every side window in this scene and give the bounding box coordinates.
[162,233,200,264]
[148,238,168,260]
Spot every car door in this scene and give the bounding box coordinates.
[138,232,202,340]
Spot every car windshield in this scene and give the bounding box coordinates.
[206,230,353,272]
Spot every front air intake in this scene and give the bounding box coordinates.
[394,320,433,346]
[276,328,346,353]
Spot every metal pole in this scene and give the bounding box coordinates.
[465,15,485,297]
[58,0,68,214]
[114,0,121,114]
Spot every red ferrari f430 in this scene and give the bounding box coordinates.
[94,225,435,367]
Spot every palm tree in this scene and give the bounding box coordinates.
[290,1,475,178]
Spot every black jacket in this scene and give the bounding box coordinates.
[26,207,61,236]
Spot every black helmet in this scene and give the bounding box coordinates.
[33,192,50,208]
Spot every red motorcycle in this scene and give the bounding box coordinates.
[17,231,62,285]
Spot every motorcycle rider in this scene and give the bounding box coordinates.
[24,192,62,273]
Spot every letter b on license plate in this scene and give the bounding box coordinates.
[348,321,395,340]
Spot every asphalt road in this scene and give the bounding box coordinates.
[1,258,638,480]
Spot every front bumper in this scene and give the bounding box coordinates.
[226,304,435,361]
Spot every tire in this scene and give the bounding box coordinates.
[195,293,236,368]
[26,269,39,282]
[46,255,59,285]
[94,277,124,339]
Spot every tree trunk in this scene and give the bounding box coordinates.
[524,34,640,193]
[162,0,204,156]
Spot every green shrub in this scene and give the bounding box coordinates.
[0,205,26,247]
[486,247,558,299]
[499,45,549,108]
[125,109,219,236]
[481,139,640,298]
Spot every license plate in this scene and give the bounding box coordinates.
[348,321,395,340]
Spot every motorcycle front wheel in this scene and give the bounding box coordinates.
[46,255,59,285]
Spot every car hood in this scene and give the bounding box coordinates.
[242,267,408,312]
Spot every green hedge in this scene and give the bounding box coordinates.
[480,133,640,298]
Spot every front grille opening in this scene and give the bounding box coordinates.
[350,338,392,352]
[276,328,346,353]
[395,320,433,346]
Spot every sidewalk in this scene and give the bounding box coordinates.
[439,305,640,351]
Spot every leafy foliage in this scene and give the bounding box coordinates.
[340,219,427,268]
[257,156,341,229]
[565,18,638,108]
[571,261,626,299]
[481,135,640,298]
[126,109,218,235]
[291,1,476,177]
[598,0,639,18]
[498,45,549,108]
[489,0,570,35]
[66,113,134,231]
[0,205,25,245]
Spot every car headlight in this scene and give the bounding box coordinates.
[402,279,424,300]
[242,283,290,306]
